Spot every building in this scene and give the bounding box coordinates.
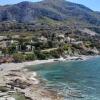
[38,36,47,43]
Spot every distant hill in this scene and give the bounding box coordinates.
[0,0,100,33]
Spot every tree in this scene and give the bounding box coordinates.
[35,50,47,60]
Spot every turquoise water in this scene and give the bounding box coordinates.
[28,57,100,100]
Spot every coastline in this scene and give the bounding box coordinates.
[0,55,98,72]
[0,55,99,100]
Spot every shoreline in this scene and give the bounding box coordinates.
[0,55,99,70]
[0,55,99,71]
[0,55,99,100]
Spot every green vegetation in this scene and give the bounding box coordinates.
[13,92,26,100]
[0,22,99,63]
[0,86,9,92]
[13,53,26,62]
[25,53,36,61]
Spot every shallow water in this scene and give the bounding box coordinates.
[28,57,100,100]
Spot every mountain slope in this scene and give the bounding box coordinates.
[0,0,100,26]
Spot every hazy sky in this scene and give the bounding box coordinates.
[0,0,100,11]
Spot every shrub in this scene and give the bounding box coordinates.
[13,53,25,62]
[50,50,60,58]
[25,53,36,61]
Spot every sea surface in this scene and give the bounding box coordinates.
[28,57,100,100]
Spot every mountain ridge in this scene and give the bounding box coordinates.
[0,0,100,27]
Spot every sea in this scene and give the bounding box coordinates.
[28,57,100,100]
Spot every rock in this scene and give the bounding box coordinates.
[6,97,16,100]
[7,78,31,89]
[0,86,9,92]
[8,91,16,95]
[0,93,7,97]
[0,97,16,100]
[25,96,33,100]
[0,98,5,100]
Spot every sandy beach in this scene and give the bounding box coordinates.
[0,55,99,100]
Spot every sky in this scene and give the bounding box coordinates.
[0,0,100,11]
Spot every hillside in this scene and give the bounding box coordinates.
[0,0,100,27]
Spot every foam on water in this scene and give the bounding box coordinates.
[28,57,100,100]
